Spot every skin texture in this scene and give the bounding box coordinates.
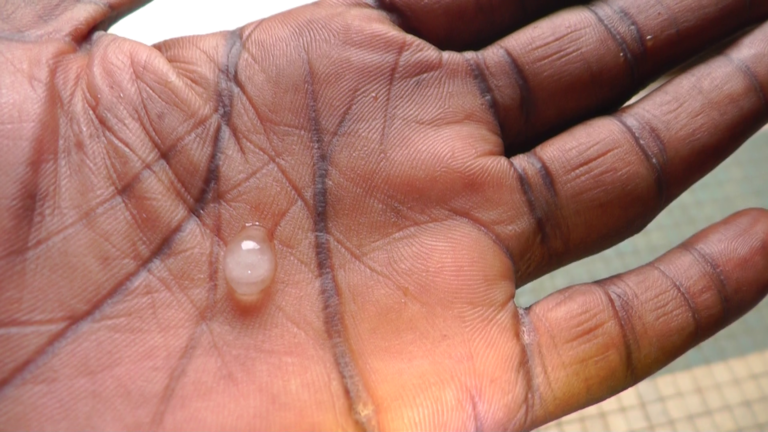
[1,0,768,430]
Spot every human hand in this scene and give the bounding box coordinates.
[2,0,768,430]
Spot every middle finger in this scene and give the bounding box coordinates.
[468,0,767,154]
[504,20,768,285]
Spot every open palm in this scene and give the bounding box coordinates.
[2,0,768,430]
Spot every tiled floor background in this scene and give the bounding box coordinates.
[526,130,768,431]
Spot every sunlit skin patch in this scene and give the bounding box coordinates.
[224,225,276,300]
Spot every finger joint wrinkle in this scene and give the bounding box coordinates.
[464,53,501,135]
[500,47,533,130]
[611,112,668,205]
[649,263,702,340]
[466,47,534,157]
[586,4,639,82]
[723,54,768,120]
[596,279,641,383]
[681,244,730,320]
[510,153,563,259]
[515,307,541,431]
[304,54,376,432]
[609,4,646,60]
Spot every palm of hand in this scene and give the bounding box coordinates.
[2,0,768,430]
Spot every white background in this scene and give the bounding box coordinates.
[111,0,314,45]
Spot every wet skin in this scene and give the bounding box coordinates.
[1,0,768,430]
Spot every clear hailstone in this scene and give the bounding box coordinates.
[224,225,276,300]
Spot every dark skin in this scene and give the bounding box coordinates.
[1,0,768,430]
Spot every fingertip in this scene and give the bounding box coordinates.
[687,208,768,279]
[692,208,768,309]
[722,207,768,241]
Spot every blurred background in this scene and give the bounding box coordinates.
[112,3,768,431]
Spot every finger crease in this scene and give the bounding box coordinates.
[510,152,565,273]
[500,47,533,130]
[610,4,647,61]
[515,307,540,431]
[528,151,557,200]
[724,54,768,120]
[649,263,702,340]
[597,280,640,382]
[464,53,502,136]
[586,5,638,82]
[682,245,730,319]
[611,112,668,205]
[511,158,548,245]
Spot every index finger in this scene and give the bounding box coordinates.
[525,209,768,428]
